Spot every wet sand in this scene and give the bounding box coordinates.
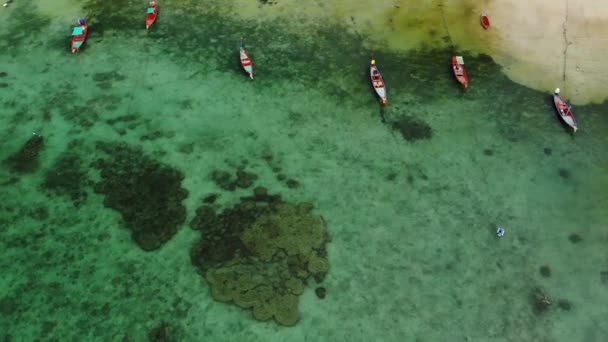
[487,0,608,104]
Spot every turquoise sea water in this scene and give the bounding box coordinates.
[1,1,607,341]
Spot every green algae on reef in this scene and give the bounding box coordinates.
[82,0,143,36]
[3,133,45,174]
[210,165,259,191]
[42,146,90,207]
[191,187,329,326]
[0,2,51,54]
[92,142,188,251]
[38,84,102,130]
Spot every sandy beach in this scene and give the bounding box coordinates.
[486,0,608,104]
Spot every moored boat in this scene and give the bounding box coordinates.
[452,55,469,89]
[239,38,254,79]
[71,18,88,54]
[146,1,159,30]
[481,14,490,30]
[553,88,578,132]
[370,59,387,105]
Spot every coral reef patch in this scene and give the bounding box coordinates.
[92,143,188,251]
[210,168,258,191]
[4,133,44,173]
[190,187,329,326]
[42,147,90,207]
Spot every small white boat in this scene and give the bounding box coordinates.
[370,59,387,105]
[553,88,578,133]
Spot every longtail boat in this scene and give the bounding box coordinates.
[146,1,159,30]
[370,59,387,105]
[239,38,254,79]
[553,88,578,132]
[481,14,490,30]
[452,55,469,89]
[71,19,88,54]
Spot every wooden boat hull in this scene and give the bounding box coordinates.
[481,14,490,30]
[452,55,468,89]
[71,24,88,54]
[240,47,254,79]
[553,93,578,132]
[146,4,159,30]
[370,63,387,105]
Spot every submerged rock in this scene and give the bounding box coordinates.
[210,168,258,191]
[147,321,182,342]
[4,133,44,173]
[530,287,552,315]
[315,287,326,299]
[390,116,433,141]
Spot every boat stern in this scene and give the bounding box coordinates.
[71,41,83,53]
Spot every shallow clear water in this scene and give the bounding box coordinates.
[1,1,607,341]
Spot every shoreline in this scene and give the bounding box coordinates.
[5,0,607,104]
[226,0,608,104]
[486,0,608,105]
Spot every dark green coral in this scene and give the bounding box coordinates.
[190,187,329,326]
[4,133,44,174]
[93,143,188,251]
[42,151,89,207]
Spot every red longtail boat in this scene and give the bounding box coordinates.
[71,19,88,53]
[452,56,469,89]
[481,14,490,30]
[146,1,159,30]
